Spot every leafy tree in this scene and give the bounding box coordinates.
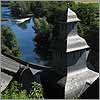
[75,3,99,52]
[34,18,41,33]
[34,17,53,34]
[33,17,53,47]
[9,1,33,17]
[1,26,21,58]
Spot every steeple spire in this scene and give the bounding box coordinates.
[67,8,80,23]
[66,8,89,52]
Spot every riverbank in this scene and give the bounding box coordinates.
[1,18,9,22]
[1,7,41,64]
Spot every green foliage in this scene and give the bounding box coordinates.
[1,80,44,99]
[1,26,21,57]
[9,1,99,50]
[34,18,40,30]
[33,2,98,51]
[29,82,44,99]
[10,1,31,17]
[1,81,27,99]
[40,17,49,34]
[32,2,99,71]
[33,17,53,47]
[75,3,99,51]
[9,1,21,17]
[34,17,53,34]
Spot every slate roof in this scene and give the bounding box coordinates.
[1,72,13,92]
[57,67,99,99]
[1,55,20,92]
[80,77,99,99]
[1,54,50,92]
[1,55,20,73]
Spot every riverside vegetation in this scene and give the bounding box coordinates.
[1,26,21,58]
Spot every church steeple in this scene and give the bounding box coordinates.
[51,8,89,72]
[66,8,80,35]
[64,8,99,99]
[66,8,89,53]
[67,8,80,23]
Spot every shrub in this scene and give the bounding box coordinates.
[1,80,44,99]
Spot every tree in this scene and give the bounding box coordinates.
[9,1,21,17]
[75,3,99,51]
[33,17,53,47]
[10,1,32,17]
[1,26,21,58]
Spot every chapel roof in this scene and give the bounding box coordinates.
[67,8,80,23]
[66,35,89,53]
[66,8,89,52]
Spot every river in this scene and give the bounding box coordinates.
[1,7,48,65]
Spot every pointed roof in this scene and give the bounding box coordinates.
[66,8,89,52]
[66,35,89,53]
[67,8,80,23]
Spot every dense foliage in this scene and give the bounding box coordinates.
[32,2,99,71]
[31,2,99,51]
[33,17,53,47]
[9,1,99,71]
[1,26,21,57]
[10,1,32,17]
[74,3,99,52]
[1,80,44,99]
[9,1,99,50]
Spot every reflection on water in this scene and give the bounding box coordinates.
[1,7,51,65]
[17,19,31,30]
[1,7,12,19]
[33,44,52,65]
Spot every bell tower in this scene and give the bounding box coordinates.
[64,8,99,99]
[51,8,98,98]
[66,8,89,72]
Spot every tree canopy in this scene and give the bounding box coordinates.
[1,26,21,57]
[9,1,99,71]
